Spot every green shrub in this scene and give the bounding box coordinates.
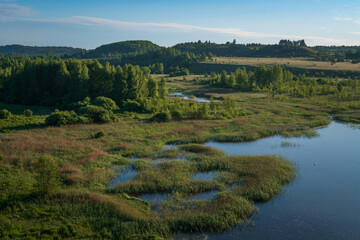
[150,111,172,122]
[171,110,183,120]
[35,156,61,196]
[93,130,106,139]
[78,105,115,123]
[23,109,33,117]
[0,152,6,163]
[0,109,12,119]
[69,97,91,110]
[45,110,81,126]
[93,96,119,111]
[122,100,142,112]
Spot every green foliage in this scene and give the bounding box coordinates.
[169,67,190,77]
[150,111,172,122]
[93,130,107,139]
[0,109,12,119]
[0,58,149,107]
[92,96,119,111]
[45,110,81,126]
[35,156,61,196]
[0,44,83,55]
[23,109,33,117]
[122,100,142,112]
[0,152,5,163]
[147,77,158,98]
[173,39,315,58]
[78,40,162,59]
[171,110,183,120]
[78,105,115,123]
[158,77,168,99]
[179,144,225,155]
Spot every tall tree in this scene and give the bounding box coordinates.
[158,77,168,99]
[147,77,158,98]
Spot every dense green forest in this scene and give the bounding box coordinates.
[75,40,162,59]
[173,39,316,58]
[205,65,359,98]
[0,58,148,106]
[93,48,199,74]
[3,40,360,70]
[0,45,84,55]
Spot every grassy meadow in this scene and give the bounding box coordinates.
[207,57,360,72]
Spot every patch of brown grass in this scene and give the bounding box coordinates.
[116,143,134,150]
[60,163,85,185]
[233,118,247,125]
[78,149,107,164]
[55,189,148,220]
[169,126,195,135]
[0,132,84,160]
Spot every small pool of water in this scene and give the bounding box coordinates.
[106,164,137,187]
[190,171,219,180]
[136,193,172,209]
[169,92,210,103]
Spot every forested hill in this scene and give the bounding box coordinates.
[172,40,317,58]
[0,44,84,55]
[77,40,162,58]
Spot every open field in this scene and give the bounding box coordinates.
[207,57,360,72]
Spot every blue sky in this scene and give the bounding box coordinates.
[0,0,360,49]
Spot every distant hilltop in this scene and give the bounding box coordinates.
[0,40,359,62]
[0,44,84,55]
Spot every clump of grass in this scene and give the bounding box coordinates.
[281,129,319,138]
[158,148,179,158]
[93,130,106,139]
[281,141,299,147]
[179,144,225,155]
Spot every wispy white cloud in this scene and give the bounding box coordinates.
[333,16,353,21]
[24,16,348,45]
[355,19,360,24]
[0,3,34,21]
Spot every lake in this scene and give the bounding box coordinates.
[178,121,360,240]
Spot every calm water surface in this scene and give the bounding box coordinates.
[169,93,210,102]
[106,164,137,187]
[179,121,360,240]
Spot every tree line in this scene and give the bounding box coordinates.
[206,65,359,98]
[0,57,167,107]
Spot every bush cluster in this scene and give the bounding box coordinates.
[0,109,12,119]
[45,110,82,126]
[23,109,33,117]
[150,111,172,122]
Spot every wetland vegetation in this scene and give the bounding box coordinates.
[0,39,359,239]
